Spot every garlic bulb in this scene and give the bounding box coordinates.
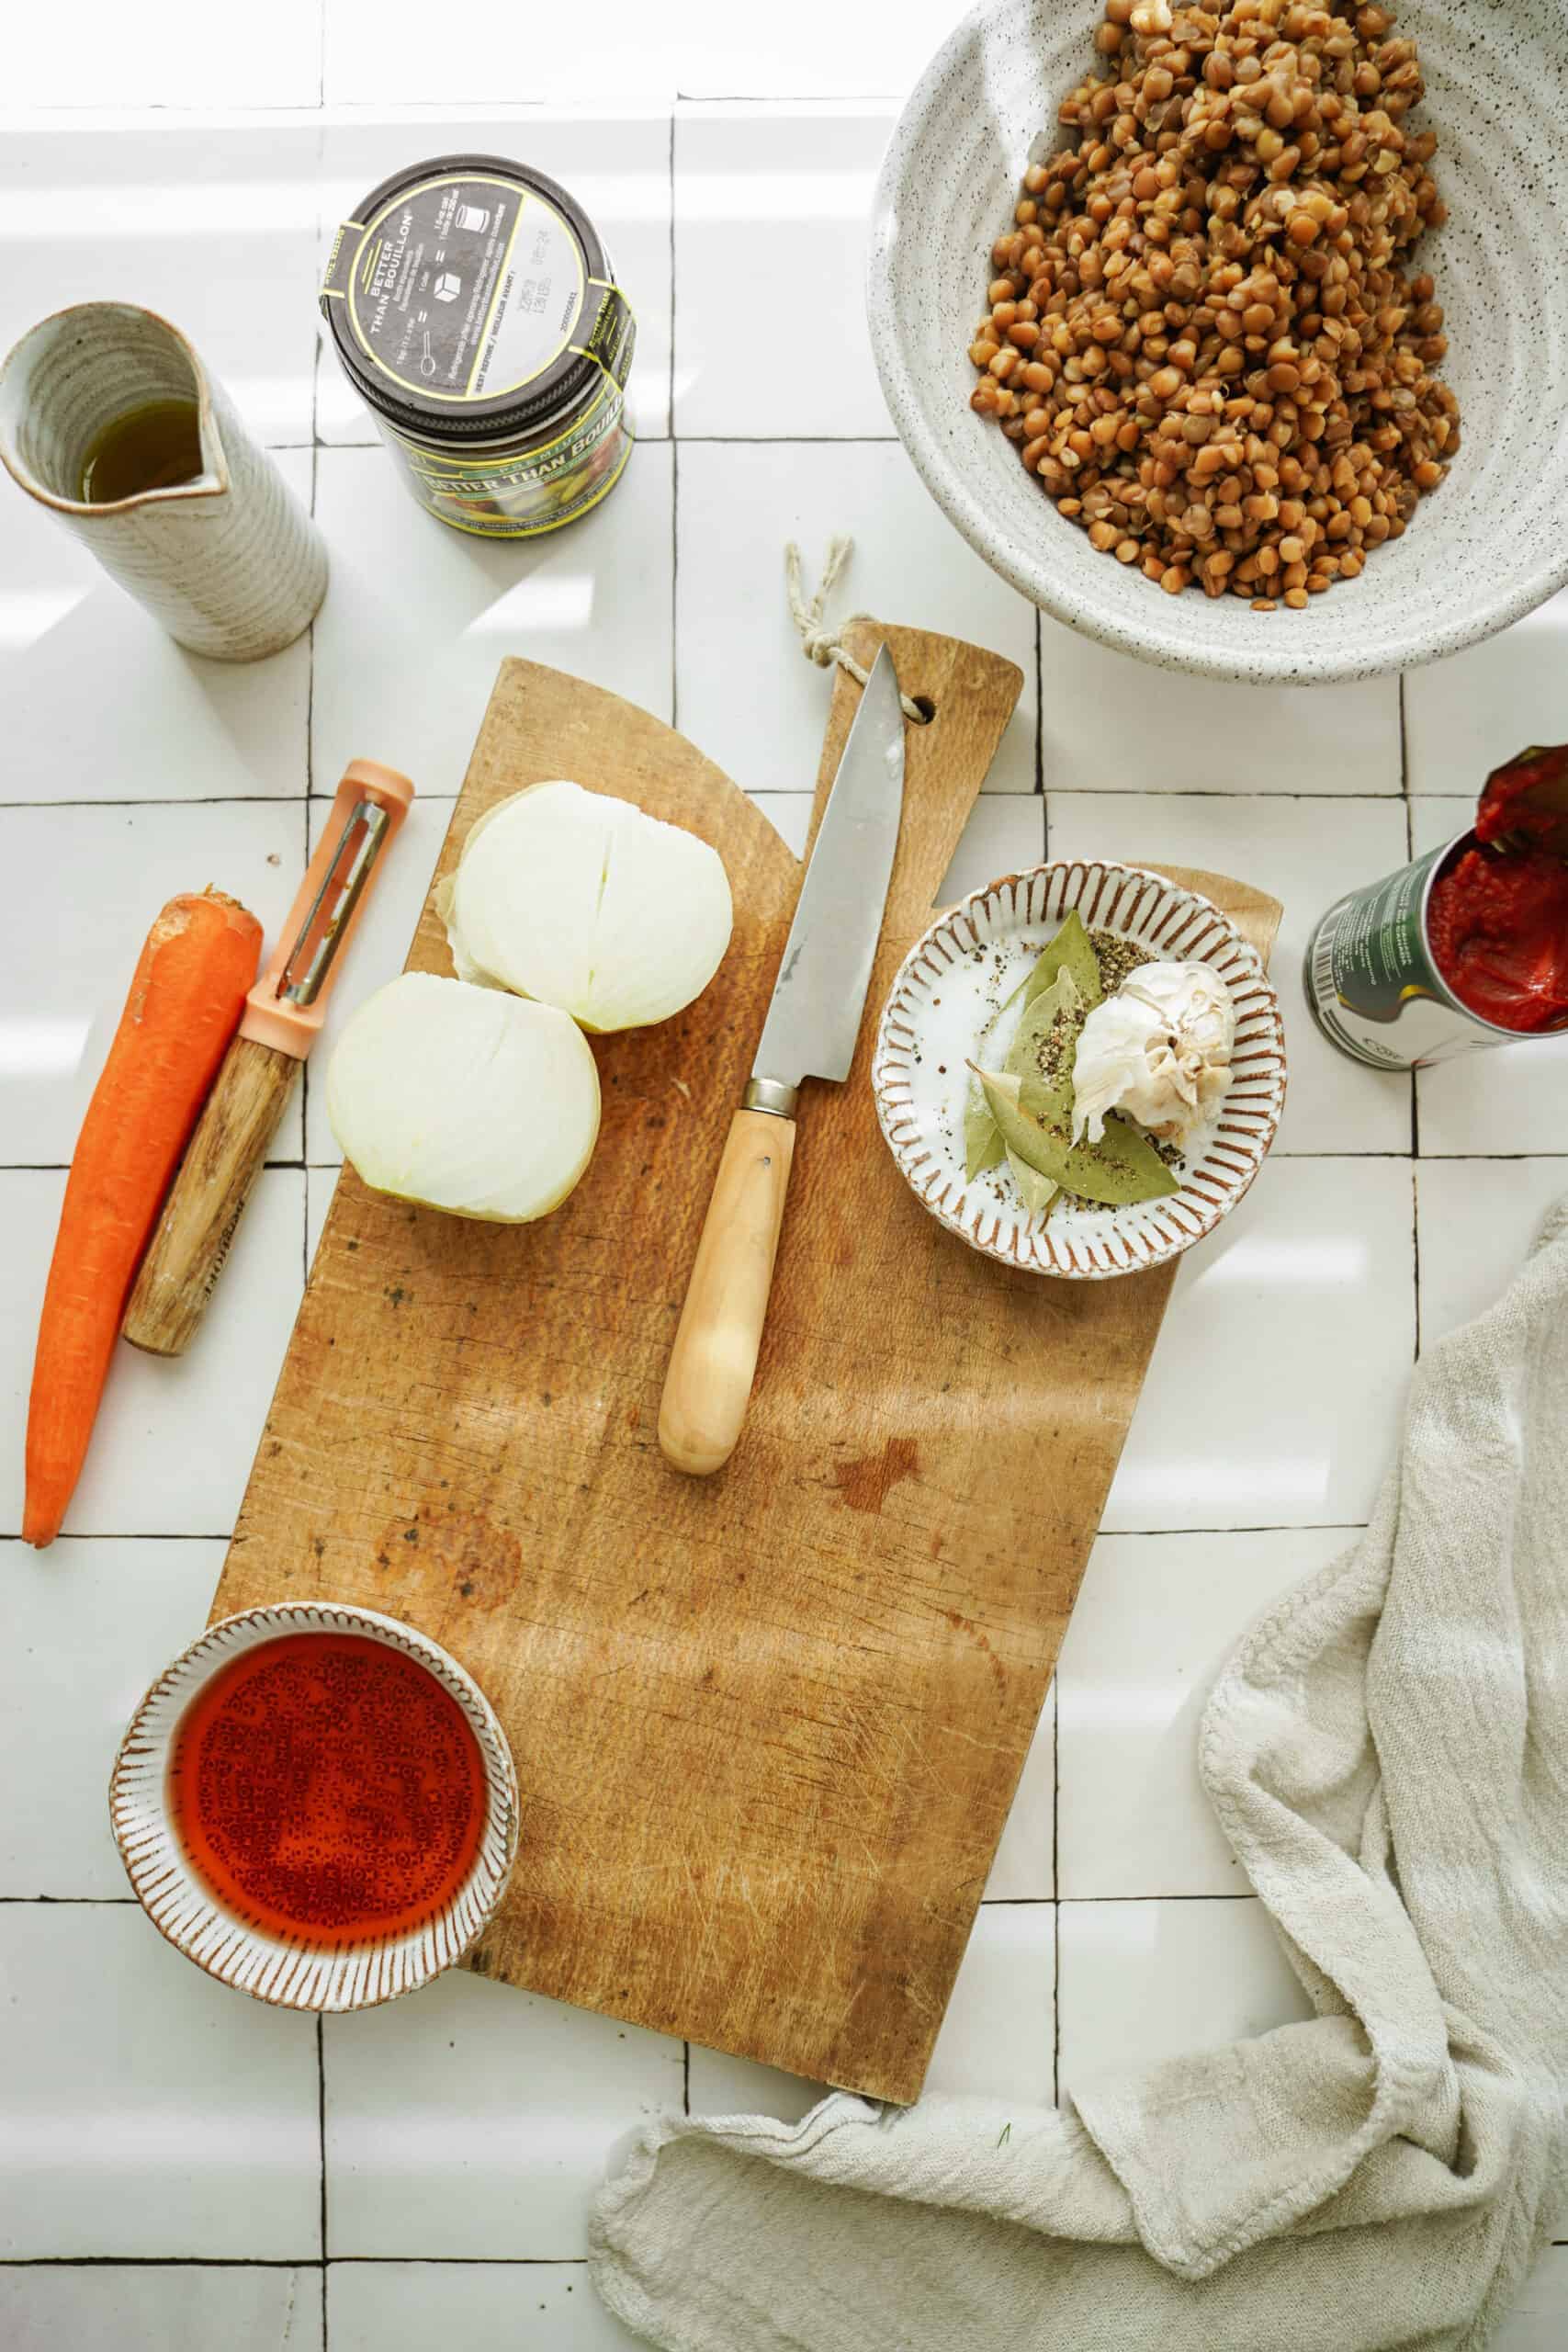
[442,779,733,1033]
[1071,960,1235,1147]
[326,971,601,1223]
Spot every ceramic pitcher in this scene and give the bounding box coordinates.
[0,303,327,662]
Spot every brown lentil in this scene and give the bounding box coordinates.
[967,0,1458,608]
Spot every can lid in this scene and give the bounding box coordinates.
[320,153,634,442]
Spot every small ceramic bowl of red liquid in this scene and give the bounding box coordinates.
[109,1603,519,2011]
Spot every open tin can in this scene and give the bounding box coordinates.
[1304,832,1499,1069]
[321,153,635,539]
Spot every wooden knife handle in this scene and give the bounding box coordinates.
[658,1108,796,1477]
[123,1035,300,1358]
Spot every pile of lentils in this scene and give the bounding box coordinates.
[968,0,1458,610]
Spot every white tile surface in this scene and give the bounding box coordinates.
[985,1686,1055,1903]
[676,441,1036,794]
[1038,615,1402,796]
[0,1536,222,1895]
[1106,1157,1416,1532]
[0,1167,305,1539]
[330,2261,642,2349]
[1055,1530,1351,1901]
[687,2046,826,2125]
[923,1904,1055,2104]
[1046,793,1413,1154]
[1404,588,1568,796]
[3,51,1564,2348]
[0,129,320,441]
[936,795,1047,899]
[0,447,312,804]
[310,441,673,797]
[314,115,673,443]
[749,792,814,856]
[1408,799,1568,1156]
[0,801,307,1165]
[1416,1159,1568,1350]
[0,2266,323,2352]
[1057,1897,1313,2094]
[0,1905,320,2257]
[674,107,895,438]
[322,5,957,102]
[323,1966,683,2256]
[301,793,454,1163]
[307,1162,340,1262]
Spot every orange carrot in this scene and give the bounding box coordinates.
[23,888,263,1547]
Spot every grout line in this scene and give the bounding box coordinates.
[0,797,310,811]
[669,433,900,445]
[667,107,677,437]
[325,2256,594,2267]
[22,1153,1559,1180]
[1049,1891,1261,1905]
[1033,609,1044,799]
[0,1894,139,1905]
[318,2016,330,2304]
[0,1520,1384,1549]
[0,2258,327,2270]
[669,109,680,724]
[0,785,1429,813]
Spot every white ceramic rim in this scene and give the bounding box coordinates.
[872,860,1287,1278]
[864,8,1568,685]
[109,1601,520,2012]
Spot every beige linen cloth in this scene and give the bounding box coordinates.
[591,1203,1568,2350]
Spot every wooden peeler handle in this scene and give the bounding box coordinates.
[657,1107,796,1477]
[122,1037,299,1358]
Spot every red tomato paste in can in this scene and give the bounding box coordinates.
[1305,744,1568,1068]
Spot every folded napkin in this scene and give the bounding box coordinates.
[591,1202,1568,2351]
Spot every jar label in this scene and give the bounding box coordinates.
[327,172,587,403]
[1303,838,1505,1068]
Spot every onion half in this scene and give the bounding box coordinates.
[442,779,733,1032]
[325,971,601,1223]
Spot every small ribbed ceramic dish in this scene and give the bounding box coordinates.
[109,1602,519,2012]
[872,861,1286,1278]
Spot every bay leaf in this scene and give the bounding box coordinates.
[1006,1147,1058,1224]
[1005,965,1082,1115]
[1023,908,1102,1012]
[970,1066,1180,1207]
[963,912,1103,1194]
[964,1082,1007,1181]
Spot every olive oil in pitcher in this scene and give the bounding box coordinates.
[78,397,204,503]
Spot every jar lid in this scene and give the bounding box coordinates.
[320,153,634,441]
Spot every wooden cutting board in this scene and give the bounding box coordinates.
[213,625,1280,2101]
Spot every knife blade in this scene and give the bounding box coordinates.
[750,641,907,1099]
[658,642,908,1477]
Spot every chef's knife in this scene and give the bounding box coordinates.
[658,643,908,1477]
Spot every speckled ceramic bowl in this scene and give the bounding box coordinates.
[872,861,1286,1276]
[109,1602,519,2011]
[868,0,1568,684]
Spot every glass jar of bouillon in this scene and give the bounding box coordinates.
[320,153,635,539]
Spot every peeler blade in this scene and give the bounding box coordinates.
[279,801,392,1005]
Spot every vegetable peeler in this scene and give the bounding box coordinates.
[122,760,414,1356]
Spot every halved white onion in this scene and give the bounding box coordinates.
[325,971,600,1223]
[442,779,733,1033]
